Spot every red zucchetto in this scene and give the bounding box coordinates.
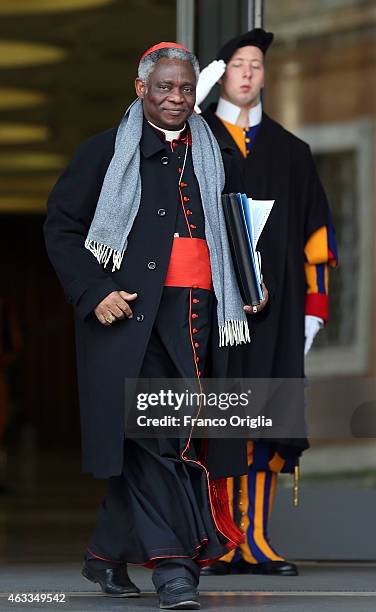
[140,42,190,61]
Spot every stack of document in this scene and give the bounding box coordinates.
[222,193,274,306]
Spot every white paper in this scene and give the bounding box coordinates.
[241,198,274,288]
[247,199,274,248]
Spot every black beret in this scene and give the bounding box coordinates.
[217,28,274,63]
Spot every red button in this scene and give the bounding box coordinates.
[193,299,199,304]
[178,168,182,173]
[181,181,188,187]
[196,357,200,362]
[186,210,192,215]
[183,196,190,202]
[198,371,202,377]
[190,224,197,229]
[192,328,198,334]
[192,313,198,319]
[194,342,199,348]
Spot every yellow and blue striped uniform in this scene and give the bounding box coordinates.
[221,442,284,564]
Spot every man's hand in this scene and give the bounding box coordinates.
[94,291,138,326]
[244,282,269,315]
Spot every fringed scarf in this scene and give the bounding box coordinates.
[85,98,250,347]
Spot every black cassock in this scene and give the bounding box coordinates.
[45,122,246,567]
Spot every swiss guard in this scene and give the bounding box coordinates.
[197,29,338,577]
[44,41,270,610]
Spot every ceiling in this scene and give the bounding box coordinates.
[0,0,176,213]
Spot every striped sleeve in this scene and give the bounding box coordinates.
[304,224,338,322]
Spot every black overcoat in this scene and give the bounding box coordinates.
[44,119,246,478]
[203,107,333,459]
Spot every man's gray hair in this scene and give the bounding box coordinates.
[138,47,200,85]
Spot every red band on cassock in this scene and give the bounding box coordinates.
[164,238,212,290]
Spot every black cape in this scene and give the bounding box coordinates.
[204,106,333,460]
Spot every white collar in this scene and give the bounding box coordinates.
[148,120,186,142]
[215,97,262,127]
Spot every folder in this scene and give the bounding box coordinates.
[222,193,274,306]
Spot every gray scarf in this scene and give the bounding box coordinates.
[85,98,250,347]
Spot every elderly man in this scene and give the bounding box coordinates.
[44,42,269,610]
[197,29,338,577]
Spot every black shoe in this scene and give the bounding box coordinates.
[82,562,140,597]
[158,577,200,610]
[231,559,299,576]
[200,561,231,576]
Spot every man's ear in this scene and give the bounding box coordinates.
[135,78,146,99]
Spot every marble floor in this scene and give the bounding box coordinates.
[0,449,375,611]
[1,563,376,612]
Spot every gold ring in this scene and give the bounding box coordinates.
[105,314,115,324]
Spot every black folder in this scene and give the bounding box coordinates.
[222,193,261,307]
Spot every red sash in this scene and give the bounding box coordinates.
[164,237,212,290]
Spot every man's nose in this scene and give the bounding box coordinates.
[243,66,253,79]
[167,89,184,103]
